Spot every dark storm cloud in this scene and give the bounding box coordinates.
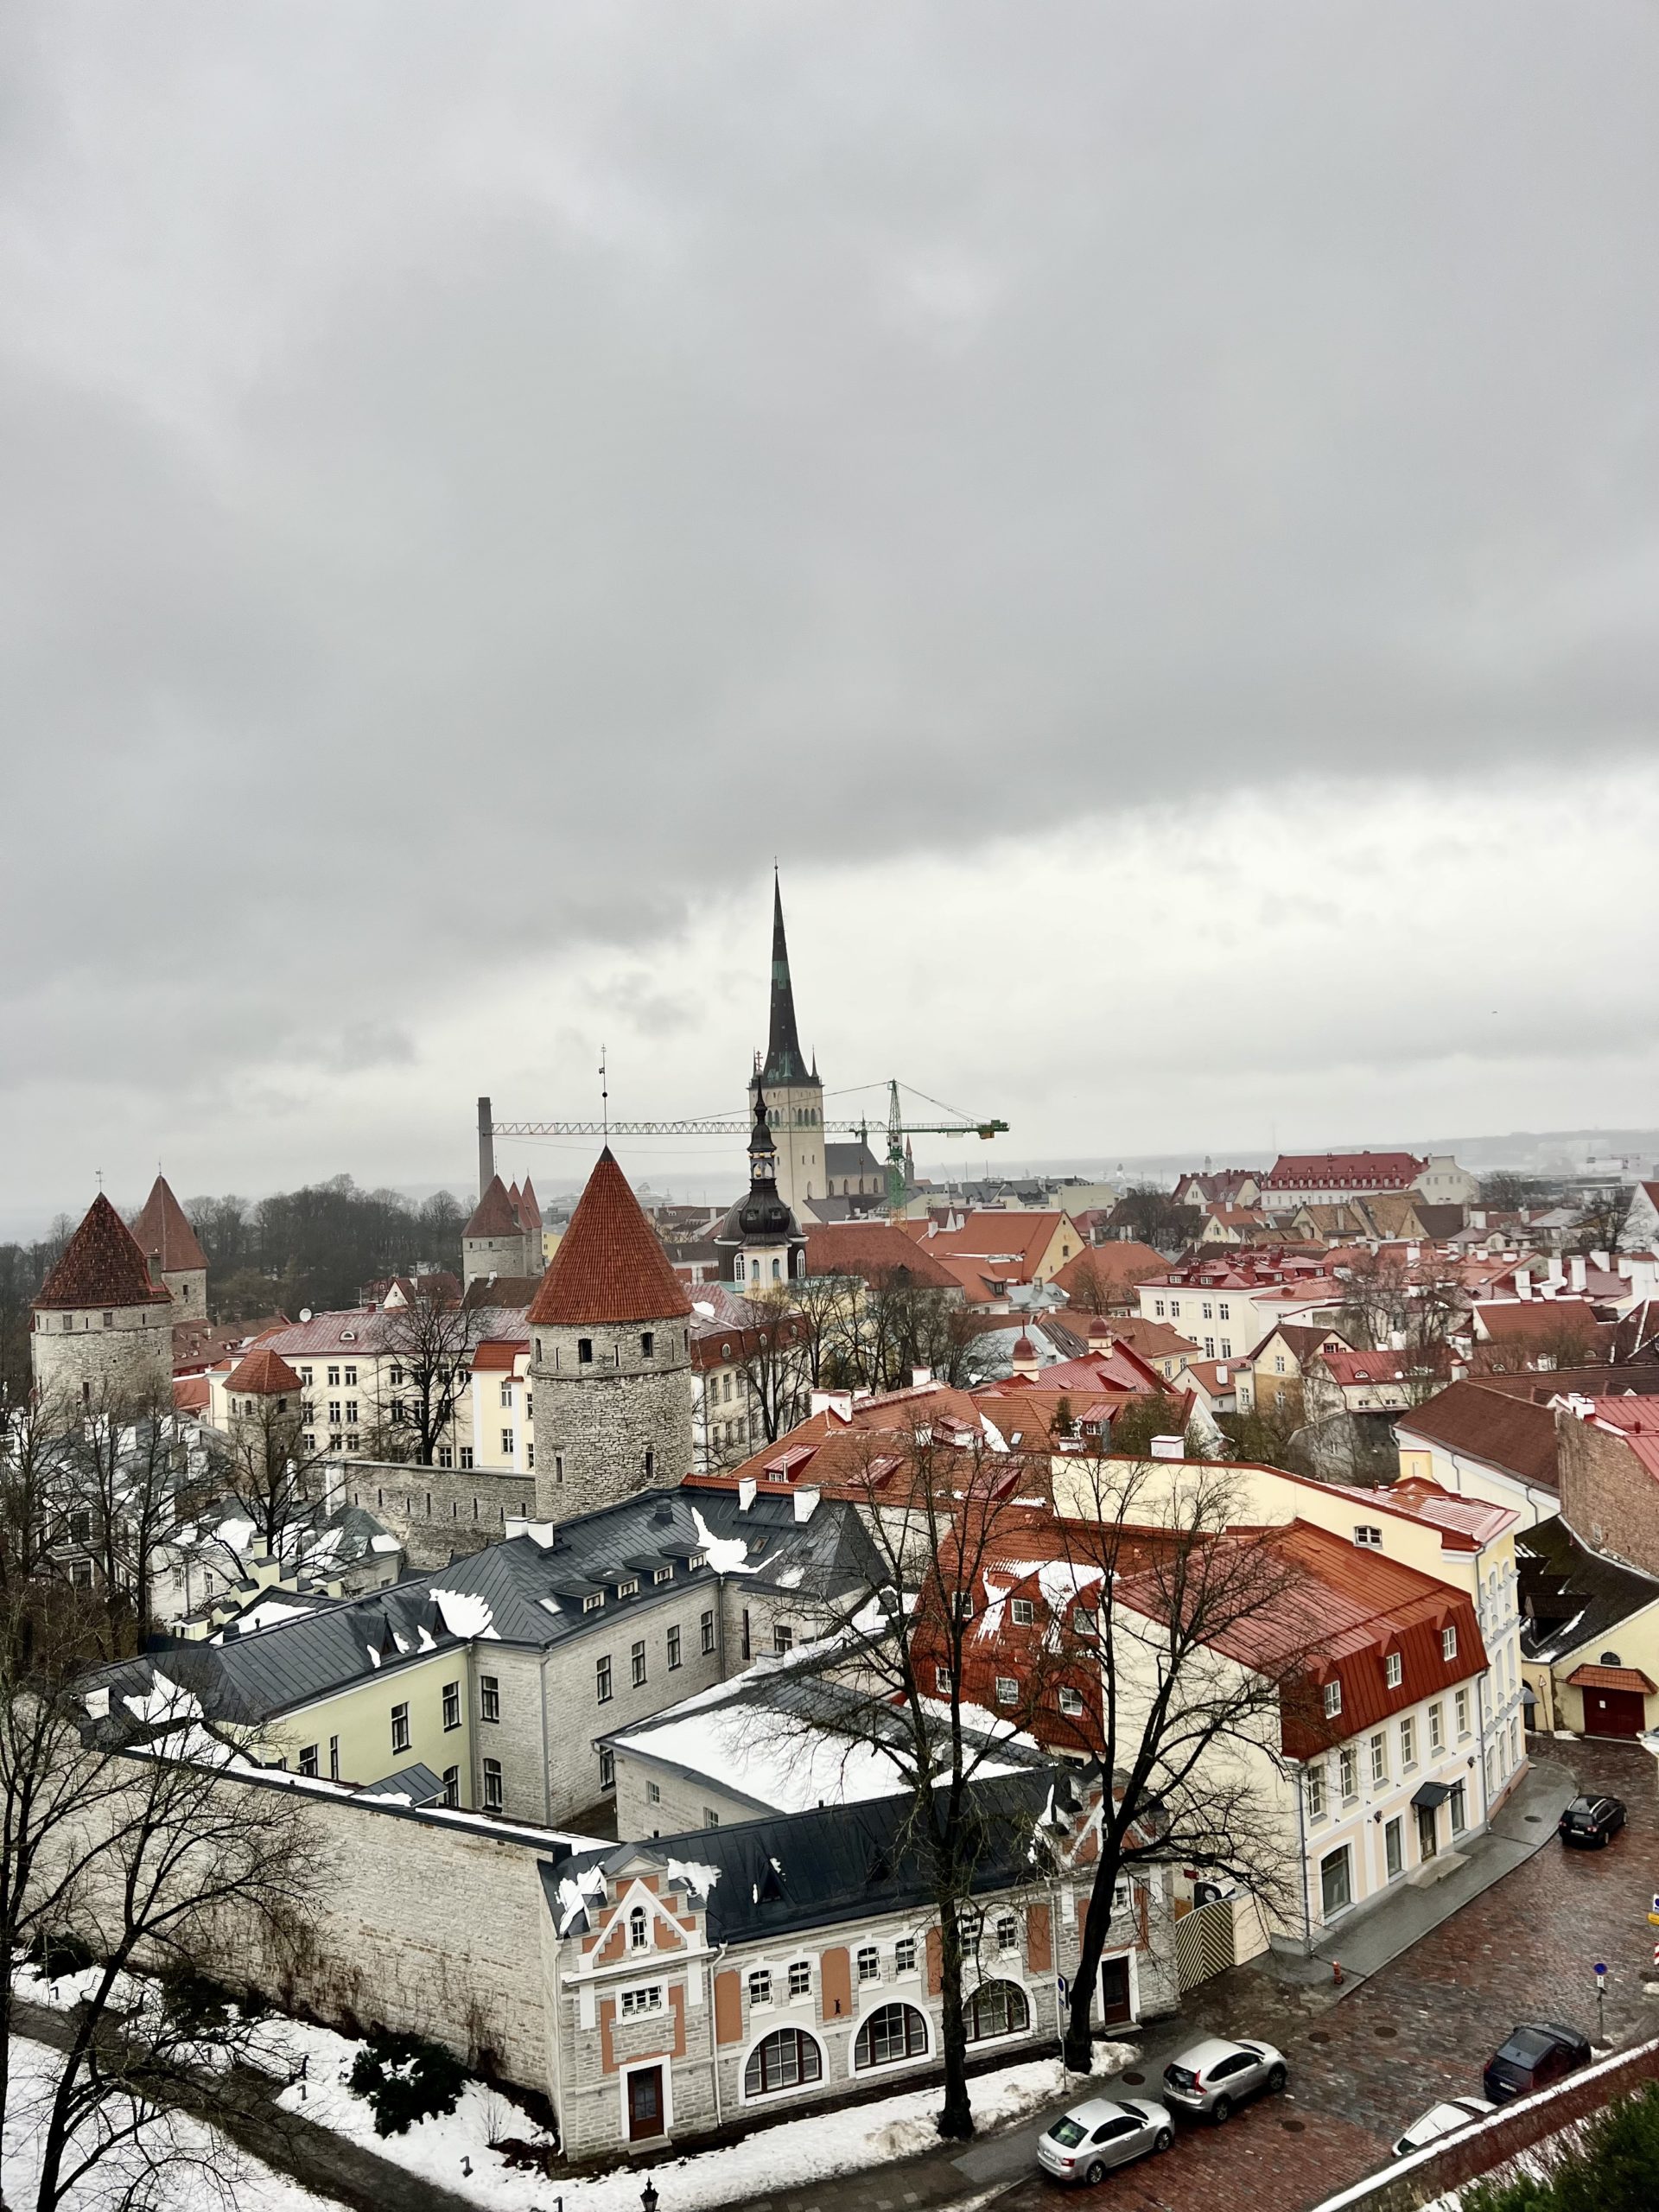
[2,2,1656,1160]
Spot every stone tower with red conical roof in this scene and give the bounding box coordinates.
[31,1194,174,1409]
[461,1173,542,1287]
[526,1149,693,1520]
[132,1173,209,1319]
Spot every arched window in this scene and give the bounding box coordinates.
[744,2026,823,2097]
[1600,1650,1622,1666]
[965,1980,1030,2043]
[853,2002,929,2070]
[628,1906,648,1951]
[735,1256,746,1281]
[750,1259,760,1282]
[771,1258,781,1281]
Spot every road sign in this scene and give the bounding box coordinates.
[1596,1963,1608,1987]
[1057,1974,1068,2002]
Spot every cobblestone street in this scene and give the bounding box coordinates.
[732,1738,1659,2212]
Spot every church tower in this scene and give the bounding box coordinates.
[716,1086,808,1291]
[748,874,825,1219]
[526,1149,693,1521]
[32,1194,174,1410]
[132,1175,208,1319]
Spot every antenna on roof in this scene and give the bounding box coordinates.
[599,1046,609,1142]
[95,1167,104,1192]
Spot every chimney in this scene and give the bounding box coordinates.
[737,1477,757,1511]
[1149,1434,1185,1460]
[792,1486,820,1522]
[1568,1254,1587,1293]
[912,1367,932,1389]
[810,1389,854,1422]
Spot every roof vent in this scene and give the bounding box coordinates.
[653,1498,673,1523]
[1149,1434,1185,1460]
[738,1477,757,1511]
[792,1486,820,1523]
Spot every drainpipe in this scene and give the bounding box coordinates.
[709,1941,728,2131]
[1047,1874,1065,2058]
[539,1651,553,1827]
[1289,1760,1312,1955]
[1474,1668,1491,1829]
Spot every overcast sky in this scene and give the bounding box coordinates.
[3,3,1657,1226]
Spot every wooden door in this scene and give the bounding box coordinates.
[1099,1955,1132,2024]
[1417,1805,1438,1862]
[1586,1688,1644,1738]
[627,2066,664,2141]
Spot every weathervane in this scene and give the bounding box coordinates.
[599,1046,609,1141]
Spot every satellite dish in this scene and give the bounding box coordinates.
[300,1308,313,1323]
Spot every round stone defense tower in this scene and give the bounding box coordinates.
[131,1173,209,1319]
[527,1148,693,1521]
[31,1193,174,1411]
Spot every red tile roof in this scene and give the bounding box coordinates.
[899,1209,1075,1281]
[1317,1350,1412,1386]
[226,1348,303,1395]
[804,1223,961,1292]
[1396,1378,1562,1491]
[471,1339,526,1372]
[516,1177,543,1232]
[1566,1663,1656,1694]
[131,1175,208,1274]
[526,1148,691,1326]
[35,1195,170,1311]
[173,1376,211,1415]
[1053,1243,1168,1300]
[1475,1298,1601,1339]
[464,1175,524,1240]
[1261,1151,1425,1192]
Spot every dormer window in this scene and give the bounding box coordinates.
[616,1578,639,1599]
[1441,1625,1458,1662]
[1383,1652,1402,1689]
[1323,1679,1342,1719]
[582,1592,605,1613]
[653,1567,674,1584]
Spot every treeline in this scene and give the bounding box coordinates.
[0,1177,470,1351]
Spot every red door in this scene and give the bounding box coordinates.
[627,2066,664,2140]
[1585,1688,1644,1738]
[1099,1957,1132,2024]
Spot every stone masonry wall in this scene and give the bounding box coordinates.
[1559,1414,1659,1578]
[31,1302,174,1408]
[337,1459,531,1571]
[530,1319,695,1522]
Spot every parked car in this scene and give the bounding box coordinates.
[1481,2023,1592,2103]
[1162,2037,1288,2124]
[1037,2096,1174,2183]
[1391,2095,1495,2158]
[1558,1795,1627,1848]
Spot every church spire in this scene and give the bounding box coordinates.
[762,870,809,1086]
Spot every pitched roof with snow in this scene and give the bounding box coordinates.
[132,1176,209,1274]
[35,1195,171,1311]
[527,1149,691,1326]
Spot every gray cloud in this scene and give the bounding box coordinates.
[3,3,1656,1202]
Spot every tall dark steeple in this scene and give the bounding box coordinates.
[762,870,809,1086]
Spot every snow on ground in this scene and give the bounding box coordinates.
[257,2011,1128,2212]
[3,2037,326,2212]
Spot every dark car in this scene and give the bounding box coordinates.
[1558,1795,1627,1847]
[1482,2023,1592,2103]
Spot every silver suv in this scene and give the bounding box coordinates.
[1162,2036,1287,2123]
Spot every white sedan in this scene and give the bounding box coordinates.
[1391,2094,1495,2158]
[1037,2095,1174,2185]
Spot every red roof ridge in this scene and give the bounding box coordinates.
[131,1174,208,1274]
[226,1347,303,1395]
[35,1195,171,1312]
[527,1148,691,1326]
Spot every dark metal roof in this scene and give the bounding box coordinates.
[360,1763,447,1806]
[1517,1516,1659,1665]
[543,1768,1064,1946]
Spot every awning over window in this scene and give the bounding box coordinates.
[1411,1781,1453,1809]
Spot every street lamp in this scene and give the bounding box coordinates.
[640,2183,660,2212]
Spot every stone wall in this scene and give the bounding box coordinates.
[31,1300,174,1408]
[335,1459,532,1571]
[160,1266,207,1319]
[530,1319,695,1522]
[1560,1413,1659,1576]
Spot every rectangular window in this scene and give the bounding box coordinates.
[299,1745,319,1777]
[741,1610,751,1661]
[1010,1599,1035,1626]
[1400,1715,1416,1768]
[995,1675,1019,1707]
[596,1656,613,1703]
[703,1808,719,1828]
[632,1640,647,1688]
[1323,1679,1342,1719]
[1154,1300,1165,1318]
[344,1401,358,1425]
[772,1624,793,1655]
[500,1428,514,1457]
[391,1703,410,1753]
[667,1625,682,1670]
[1369,1732,1387,1787]
[442,1681,461,1730]
[1442,1624,1458,1662]
[641,1331,654,1358]
[1384,1816,1403,1879]
[343,1365,357,1387]
[480,1675,500,1722]
[935,1665,952,1694]
[788,1960,810,1999]
[1356,1526,1382,1549]
[482,1758,503,1814]
[442,1766,459,1808]
[1450,1781,1467,1835]
[856,1946,880,1982]
[582,1592,604,1613]
[328,1401,341,1425]
[1384,1651,1402,1688]
[647,1779,661,1804]
[459,1446,474,1470]
[499,1382,512,1408]
[1455,1688,1471,1738]
[748,1970,772,2006]
[701,1609,716,1656]
[328,1736,340,1781]
[1338,1747,1357,1802]
[894,1936,917,1974]
[1320,1845,1352,1921]
[1073,1607,1096,1637]
[1306,1764,1326,1822]
[1058,1687,1084,1716]
[1429,1701,1444,1752]
[620,1985,664,2018]
[599,1746,615,1791]
[327,1366,340,1387]
[654,1565,674,1585]
[1218,1302,1230,1320]
[437,1445,454,1469]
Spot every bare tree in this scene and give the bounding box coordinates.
[732,1291,813,1450]
[1046,1453,1326,2070]
[766,1422,1061,2141]
[1,1593,323,2209]
[59,1392,183,1661]
[201,1392,333,1569]
[379,1285,484,1467]
[1573,1186,1635,1256]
